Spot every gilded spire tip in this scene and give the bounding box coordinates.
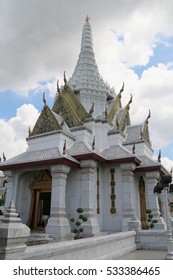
[43,92,47,106]
[85,15,90,23]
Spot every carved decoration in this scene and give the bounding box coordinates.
[52,81,90,127]
[107,83,124,124]
[141,110,152,146]
[30,103,62,136]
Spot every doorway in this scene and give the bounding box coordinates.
[28,170,52,230]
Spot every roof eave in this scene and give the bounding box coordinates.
[0,157,80,171]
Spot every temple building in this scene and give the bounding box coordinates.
[0,17,169,240]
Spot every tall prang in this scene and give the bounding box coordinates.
[68,16,115,117]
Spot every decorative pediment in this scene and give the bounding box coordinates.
[30,104,61,136]
[52,79,90,127]
[30,170,52,190]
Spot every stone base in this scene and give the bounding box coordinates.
[81,216,100,237]
[45,216,73,241]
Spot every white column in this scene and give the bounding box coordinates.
[145,172,166,229]
[121,163,141,231]
[46,165,73,240]
[80,159,100,236]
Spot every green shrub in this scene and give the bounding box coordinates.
[70,208,88,239]
[146,209,158,229]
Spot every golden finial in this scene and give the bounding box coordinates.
[126,93,133,110]
[158,149,161,162]
[64,71,67,86]
[3,152,6,162]
[118,81,125,98]
[43,92,47,106]
[57,79,61,95]
[63,139,66,155]
[146,109,151,124]
[85,15,90,23]
[132,142,136,154]
[92,136,95,150]
[128,93,133,105]
[89,102,94,116]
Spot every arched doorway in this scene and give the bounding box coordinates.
[27,170,52,231]
[139,176,148,229]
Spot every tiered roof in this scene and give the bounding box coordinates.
[69,16,115,100]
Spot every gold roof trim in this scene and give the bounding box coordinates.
[117,94,132,132]
[107,82,124,124]
[141,110,152,146]
[30,103,62,137]
[52,78,90,127]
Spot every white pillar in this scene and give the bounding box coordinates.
[80,159,100,236]
[121,163,141,231]
[145,172,166,229]
[46,165,73,240]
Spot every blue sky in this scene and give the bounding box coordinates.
[0,0,173,170]
[132,37,173,78]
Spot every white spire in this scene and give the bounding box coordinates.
[81,18,93,51]
[69,17,115,116]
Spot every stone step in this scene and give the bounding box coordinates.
[27,232,55,246]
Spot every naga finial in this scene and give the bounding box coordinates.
[57,79,61,95]
[64,71,67,86]
[3,152,6,162]
[43,92,47,106]
[85,15,90,23]
[63,139,66,155]
[146,109,151,123]
[127,93,133,110]
[158,149,161,162]
[89,102,94,116]
[92,136,95,150]
[132,142,136,154]
[118,81,125,98]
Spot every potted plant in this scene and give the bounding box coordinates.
[70,208,88,239]
[146,209,158,229]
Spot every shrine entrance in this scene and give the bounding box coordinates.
[139,176,148,229]
[28,170,52,231]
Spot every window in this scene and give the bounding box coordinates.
[97,167,100,214]
[110,168,116,214]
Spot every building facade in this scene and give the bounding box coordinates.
[0,18,168,240]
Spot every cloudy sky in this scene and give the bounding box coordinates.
[0,0,173,170]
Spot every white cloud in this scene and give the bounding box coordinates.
[161,157,173,173]
[0,104,39,159]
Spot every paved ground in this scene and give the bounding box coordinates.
[118,250,167,260]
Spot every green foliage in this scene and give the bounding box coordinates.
[70,208,88,239]
[146,209,158,229]
[77,208,83,214]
